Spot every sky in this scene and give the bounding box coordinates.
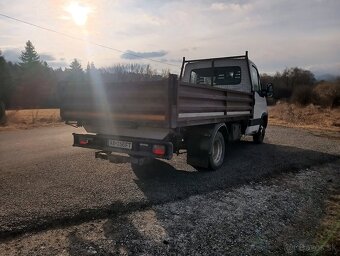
[0,0,339,76]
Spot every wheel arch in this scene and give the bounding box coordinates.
[186,122,228,169]
[212,123,228,142]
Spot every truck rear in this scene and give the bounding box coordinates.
[60,52,273,170]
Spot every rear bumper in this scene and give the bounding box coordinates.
[72,133,173,160]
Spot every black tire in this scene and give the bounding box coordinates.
[208,131,225,170]
[253,123,266,144]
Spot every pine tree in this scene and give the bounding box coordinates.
[69,59,83,72]
[68,59,84,84]
[19,40,40,68]
[13,41,56,108]
[86,61,96,75]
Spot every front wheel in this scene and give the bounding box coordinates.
[253,124,266,144]
[209,131,225,170]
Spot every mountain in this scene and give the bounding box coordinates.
[315,73,338,82]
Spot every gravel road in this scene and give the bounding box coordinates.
[0,125,339,255]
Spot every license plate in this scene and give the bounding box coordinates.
[108,139,132,150]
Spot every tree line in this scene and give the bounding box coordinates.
[0,40,169,111]
[0,40,339,112]
[261,68,340,107]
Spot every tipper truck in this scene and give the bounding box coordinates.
[60,52,273,170]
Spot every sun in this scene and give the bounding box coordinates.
[66,2,91,26]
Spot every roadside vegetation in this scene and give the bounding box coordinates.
[1,40,339,131]
[0,40,168,111]
[269,103,340,132]
[0,40,168,129]
[263,69,340,135]
[0,109,61,131]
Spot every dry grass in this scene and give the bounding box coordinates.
[1,105,340,134]
[0,109,62,131]
[269,102,340,133]
[314,192,340,255]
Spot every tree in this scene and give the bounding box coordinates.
[86,62,96,75]
[0,50,13,109]
[69,59,83,72]
[19,40,40,68]
[281,67,315,90]
[10,41,58,108]
[67,59,84,85]
[261,67,316,100]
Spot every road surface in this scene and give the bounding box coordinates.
[0,125,339,255]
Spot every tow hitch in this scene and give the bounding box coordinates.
[95,151,152,165]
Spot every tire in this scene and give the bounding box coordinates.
[208,131,225,170]
[253,123,266,144]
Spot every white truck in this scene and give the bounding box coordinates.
[61,51,273,170]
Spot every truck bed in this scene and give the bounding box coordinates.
[60,75,253,130]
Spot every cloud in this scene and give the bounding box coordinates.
[2,48,21,63]
[159,58,182,63]
[3,49,57,63]
[48,61,68,69]
[120,50,168,60]
[40,53,56,61]
[2,49,67,68]
[210,2,251,12]
[1,0,340,75]
[181,47,198,52]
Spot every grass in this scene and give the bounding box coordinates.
[313,189,340,255]
[269,102,340,136]
[0,109,62,131]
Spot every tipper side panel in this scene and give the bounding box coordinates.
[60,79,171,128]
[177,82,253,127]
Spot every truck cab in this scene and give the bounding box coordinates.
[180,52,272,142]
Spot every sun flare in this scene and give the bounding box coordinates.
[66,2,91,26]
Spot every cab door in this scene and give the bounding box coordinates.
[245,65,267,134]
[250,65,267,120]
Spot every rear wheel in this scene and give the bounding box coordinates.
[208,131,225,170]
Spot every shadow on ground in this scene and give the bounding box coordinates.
[65,141,339,255]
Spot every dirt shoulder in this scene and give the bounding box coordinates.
[0,109,63,131]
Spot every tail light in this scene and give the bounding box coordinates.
[79,139,89,145]
[152,145,166,156]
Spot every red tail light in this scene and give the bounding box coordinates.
[79,139,89,145]
[152,145,165,156]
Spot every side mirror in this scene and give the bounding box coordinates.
[266,83,273,98]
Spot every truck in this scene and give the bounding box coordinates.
[60,52,273,170]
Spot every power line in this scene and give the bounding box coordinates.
[0,13,179,67]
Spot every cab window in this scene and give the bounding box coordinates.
[190,66,241,87]
[250,66,261,92]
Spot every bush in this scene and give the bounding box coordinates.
[290,85,313,106]
[312,82,340,108]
